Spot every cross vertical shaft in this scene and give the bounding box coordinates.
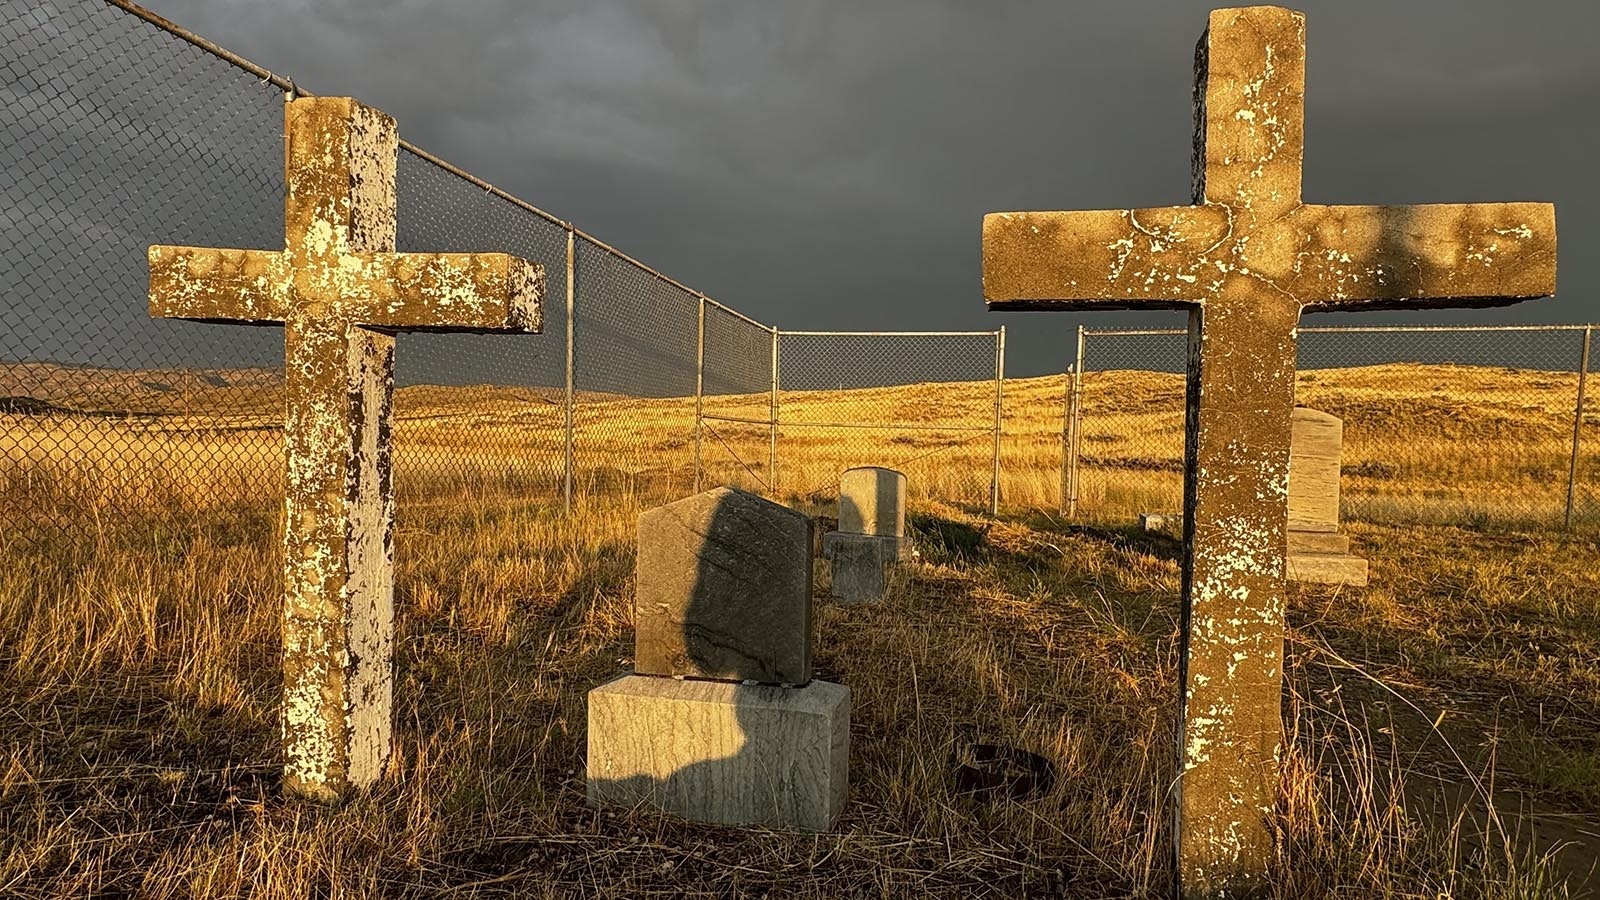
[278,99,400,797]
[1175,10,1306,886]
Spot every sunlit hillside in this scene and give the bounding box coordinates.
[1,362,1598,896]
[3,362,1595,537]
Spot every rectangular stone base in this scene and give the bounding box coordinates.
[822,530,912,562]
[586,675,849,832]
[1287,552,1369,586]
[1288,529,1350,555]
[825,533,888,604]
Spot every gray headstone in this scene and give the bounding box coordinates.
[833,466,911,560]
[838,467,906,539]
[634,487,813,685]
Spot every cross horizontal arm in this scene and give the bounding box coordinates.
[148,245,289,324]
[983,206,1232,309]
[340,253,545,333]
[1282,202,1556,310]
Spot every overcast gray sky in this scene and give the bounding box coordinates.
[139,0,1597,375]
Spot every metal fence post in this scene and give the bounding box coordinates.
[562,226,576,514]
[1065,325,1086,519]
[1566,325,1592,529]
[1060,364,1075,515]
[990,326,1006,516]
[694,297,706,494]
[769,326,780,493]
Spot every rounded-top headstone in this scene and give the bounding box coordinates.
[837,466,907,539]
[634,486,813,685]
[1288,406,1342,532]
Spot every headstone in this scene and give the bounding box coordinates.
[980,6,1554,894]
[588,487,850,831]
[822,467,909,605]
[1140,513,1177,532]
[1287,407,1368,585]
[633,486,812,685]
[833,466,910,559]
[1287,407,1341,532]
[147,96,543,801]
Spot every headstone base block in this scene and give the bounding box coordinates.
[822,530,912,562]
[586,675,849,832]
[825,533,889,605]
[1287,552,1369,586]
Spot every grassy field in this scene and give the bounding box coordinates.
[1,362,1598,897]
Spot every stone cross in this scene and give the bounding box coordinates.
[981,6,1554,894]
[147,96,543,801]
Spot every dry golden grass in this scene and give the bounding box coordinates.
[1,362,1597,897]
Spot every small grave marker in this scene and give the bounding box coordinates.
[1286,407,1368,585]
[824,466,911,605]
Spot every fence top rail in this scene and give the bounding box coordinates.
[1085,324,1596,337]
[100,0,774,332]
[779,330,1003,338]
[702,297,770,331]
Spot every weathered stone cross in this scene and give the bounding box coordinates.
[148,96,544,800]
[982,6,1554,895]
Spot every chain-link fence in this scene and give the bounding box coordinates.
[766,331,1005,511]
[0,0,1011,551]
[698,304,776,496]
[1056,324,1599,531]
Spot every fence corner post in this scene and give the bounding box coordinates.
[1566,324,1592,529]
[562,226,576,515]
[991,326,1006,517]
[694,296,706,494]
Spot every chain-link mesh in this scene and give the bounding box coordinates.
[393,149,570,513]
[12,1,1588,544]
[1064,325,1600,531]
[1,0,286,545]
[771,332,1002,507]
[699,304,774,494]
[1,0,1014,548]
[571,236,700,508]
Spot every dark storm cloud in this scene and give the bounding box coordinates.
[139,0,1600,375]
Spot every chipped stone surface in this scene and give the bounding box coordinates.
[979,6,1556,896]
[146,96,545,801]
[634,487,813,685]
